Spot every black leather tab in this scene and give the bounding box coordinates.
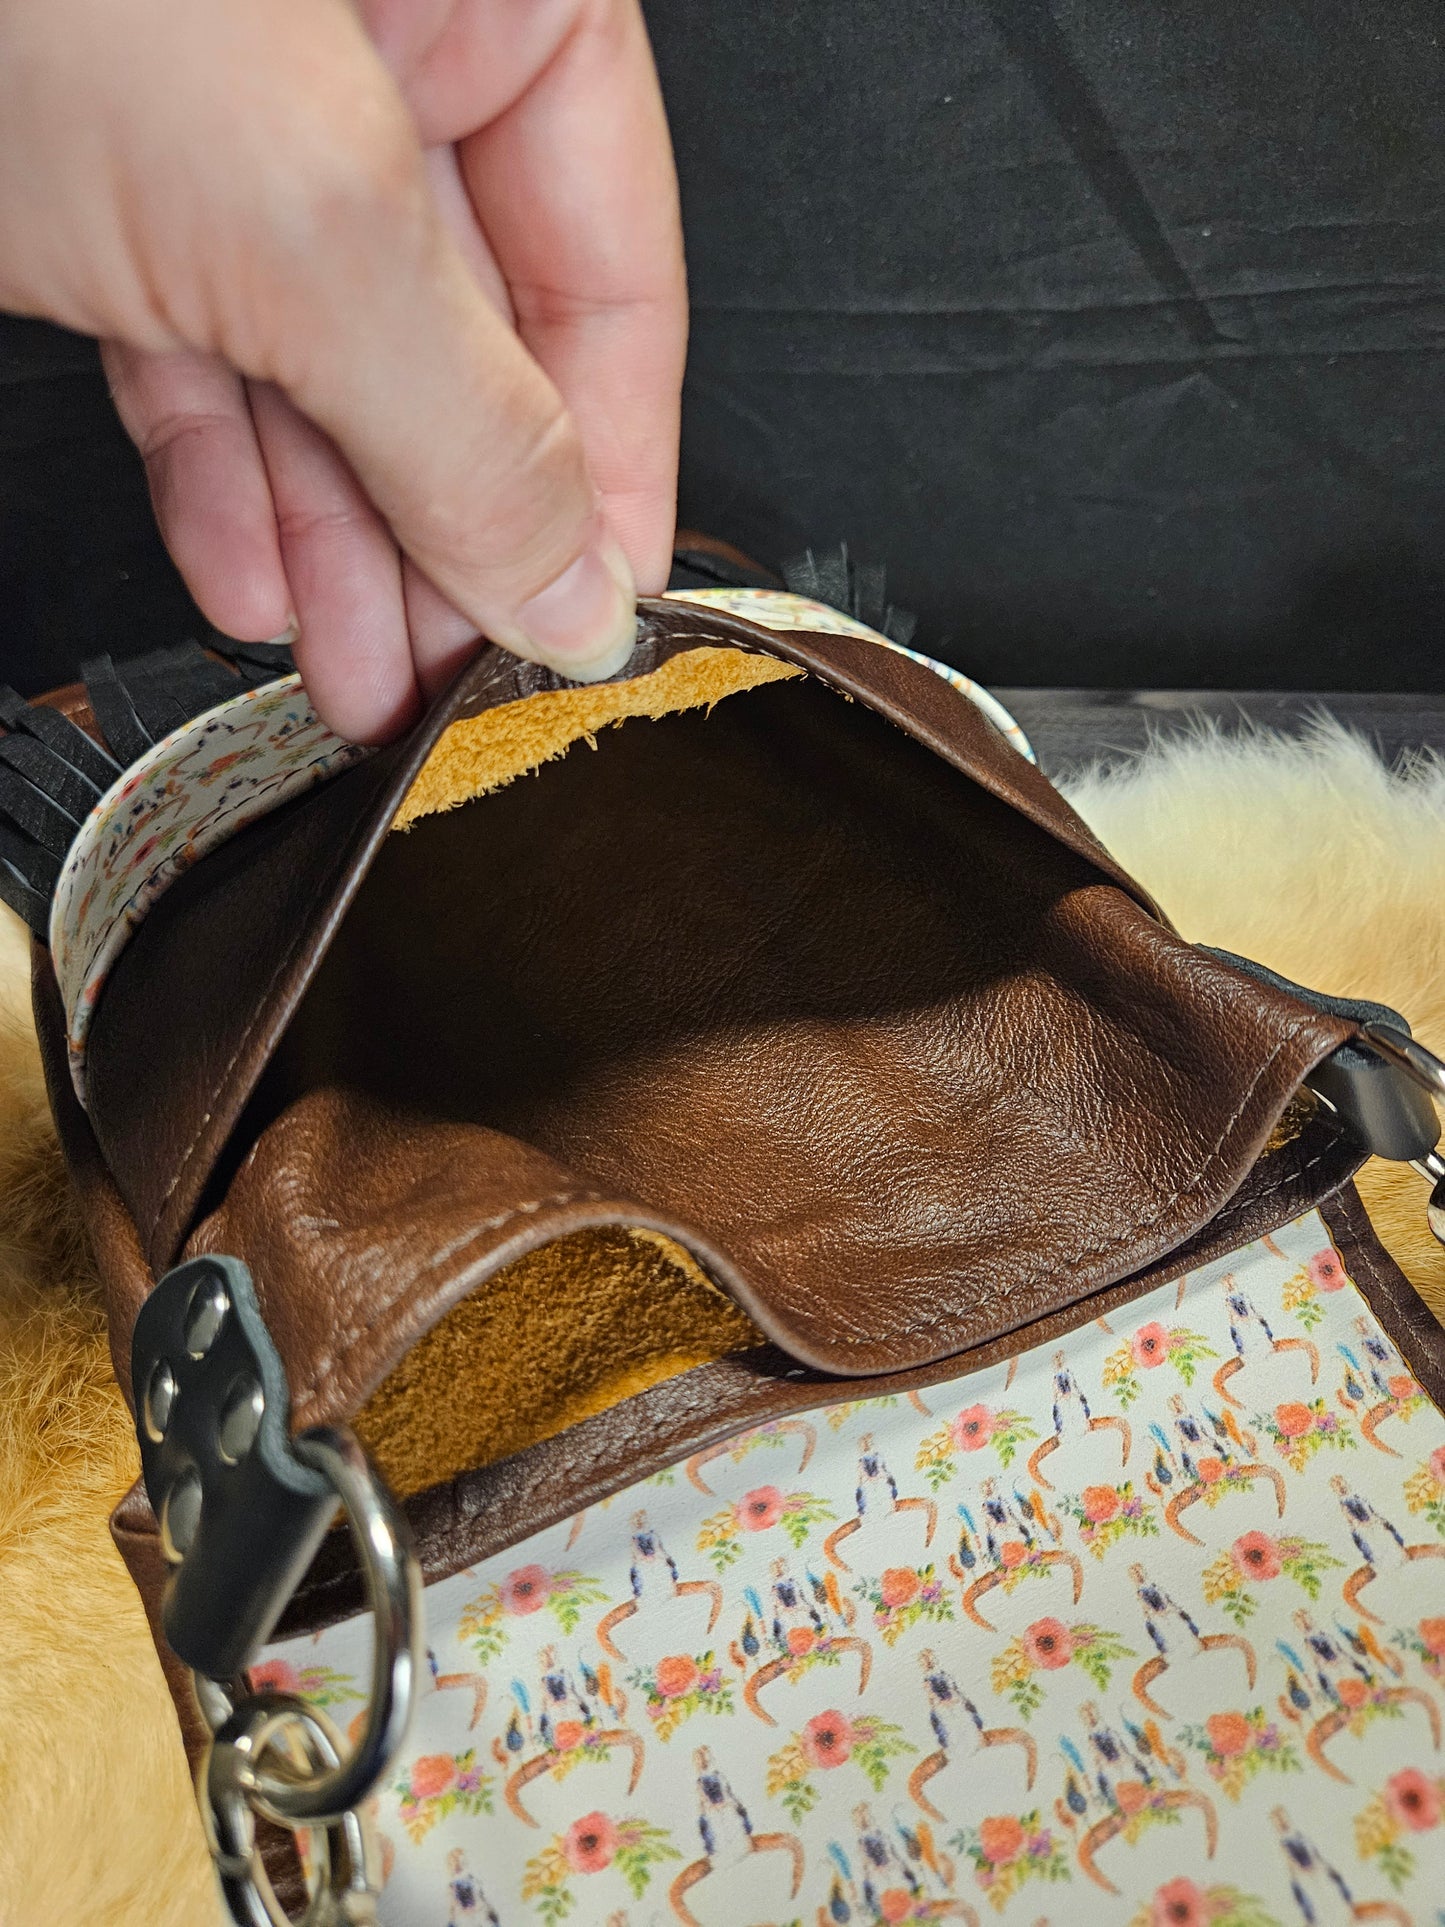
[207,635,298,687]
[120,642,241,739]
[0,823,52,932]
[782,541,918,647]
[130,1255,336,1681]
[1208,949,1440,1164]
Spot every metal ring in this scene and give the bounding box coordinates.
[1360,1023,1445,1247]
[1360,1021,1445,1107]
[197,1425,420,1827]
[261,1427,420,1826]
[203,1693,379,1927]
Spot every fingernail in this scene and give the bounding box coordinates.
[514,537,638,682]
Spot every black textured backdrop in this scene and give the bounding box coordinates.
[2,1,1443,694]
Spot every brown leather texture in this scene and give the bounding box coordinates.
[77,602,1164,1277]
[39,602,1360,1396]
[271,1120,1375,1634]
[169,672,1359,1403]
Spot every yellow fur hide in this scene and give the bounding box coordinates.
[0,719,1442,1923]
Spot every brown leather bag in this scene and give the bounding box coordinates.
[10,589,1445,1924]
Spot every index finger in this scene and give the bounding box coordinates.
[457,0,687,592]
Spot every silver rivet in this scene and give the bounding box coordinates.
[161,1467,203,1563]
[143,1359,176,1442]
[217,1373,264,1464]
[184,1274,229,1357]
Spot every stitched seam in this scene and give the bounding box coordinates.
[1207,1143,1335,1226]
[296,1188,595,1407]
[828,1031,1301,1358]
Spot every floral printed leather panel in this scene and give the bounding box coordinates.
[257,1204,1445,1925]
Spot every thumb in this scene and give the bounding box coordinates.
[218,20,638,700]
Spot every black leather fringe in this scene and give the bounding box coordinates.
[0,555,914,941]
[0,634,295,938]
[781,544,918,649]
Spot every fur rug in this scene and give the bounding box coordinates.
[1,720,1443,1924]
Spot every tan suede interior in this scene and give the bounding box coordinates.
[394,644,801,830]
[354,1226,761,1497]
[256,635,1265,1509]
[347,646,795,1494]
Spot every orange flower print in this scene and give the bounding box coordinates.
[999,1540,1028,1568]
[563,1812,619,1874]
[961,1808,1070,1896]
[1150,1877,1206,1927]
[1023,1617,1074,1670]
[1115,1780,1148,1816]
[1232,1531,1282,1581]
[1336,1677,1369,1709]
[1308,1247,1347,1292]
[879,1890,914,1923]
[1081,1484,1119,1523]
[1385,1768,1441,1831]
[977,1814,1025,1864]
[1204,1712,1252,1758]
[1196,1455,1225,1484]
[769,1711,913,1819]
[1430,1445,1445,1483]
[500,1564,550,1615]
[394,1747,490,1844]
[919,1402,1037,1483]
[1131,1321,1171,1368]
[551,1721,586,1752]
[739,1486,784,1531]
[950,1404,995,1451]
[801,1710,855,1769]
[697,1483,835,1568]
[879,1567,921,1608]
[1420,1615,1445,1657]
[248,1659,298,1694]
[654,1655,699,1700]
[787,1627,817,1656]
[1103,1322,1216,1407]
[1274,1401,1314,1439]
[458,1564,606,1661]
[1389,1373,1419,1401]
[409,1755,457,1800]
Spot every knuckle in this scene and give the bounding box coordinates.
[272,498,369,552]
[132,407,235,470]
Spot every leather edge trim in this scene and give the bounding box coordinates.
[273,1114,1367,1632]
[1320,1182,1445,1413]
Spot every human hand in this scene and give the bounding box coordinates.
[0,0,686,739]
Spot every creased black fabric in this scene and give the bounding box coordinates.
[0,640,295,934]
[2,3,1444,692]
[647,0,1445,689]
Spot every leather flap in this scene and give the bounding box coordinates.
[78,601,1160,1274]
[45,599,1360,1392]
